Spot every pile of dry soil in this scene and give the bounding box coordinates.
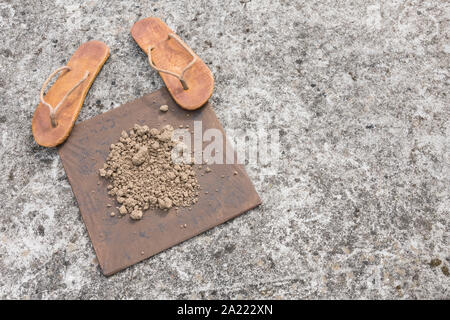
[99,124,199,220]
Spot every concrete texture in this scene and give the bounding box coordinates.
[0,0,448,299]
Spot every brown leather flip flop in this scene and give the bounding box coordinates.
[131,17,214,110]
[32,40,109,147]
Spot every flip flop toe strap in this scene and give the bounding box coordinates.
[147,33,197,90]
[40,66,89,127]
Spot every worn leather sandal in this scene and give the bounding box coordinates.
[131,17,214,110]
[32,40,109,147]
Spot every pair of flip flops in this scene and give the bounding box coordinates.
[32,17,214,147]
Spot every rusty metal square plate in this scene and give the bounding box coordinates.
[58,88,261,276]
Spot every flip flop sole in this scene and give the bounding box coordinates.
[32,40,109,147]
[131,17,214,110]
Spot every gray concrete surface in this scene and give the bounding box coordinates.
[0,0,449,299]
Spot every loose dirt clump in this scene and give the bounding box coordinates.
[99,124,199,220]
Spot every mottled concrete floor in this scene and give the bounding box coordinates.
[0,0,449,299]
